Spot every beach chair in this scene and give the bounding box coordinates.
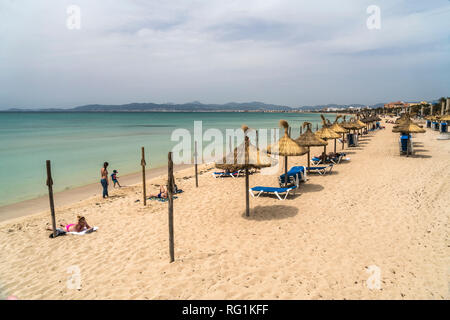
[399,134,412,155]
[278,166,307,186]
[328,154,343,164]
[347,133,356,147]
[440,122,448,133]
[212,170,242,178]
[306,164,334,175]
[249,185,297,201]
[311,156,322,165]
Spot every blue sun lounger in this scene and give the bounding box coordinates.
[311,157,322,165]
[279,166,307,186]
[249,185,297,201]
[306,164,333,175]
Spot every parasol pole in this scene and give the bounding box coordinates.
[307,147,310,172]
[284,156,288,187]
[245,136,250,217]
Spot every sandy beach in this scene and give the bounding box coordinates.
[0,119,448,300]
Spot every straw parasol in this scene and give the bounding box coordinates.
[295,122,327,171]
[315,116,340,161]
[267,120,308,186]
[440,114,450,121]
[329,115,348,151]
[216,125,273,217]
[392,119,426,134]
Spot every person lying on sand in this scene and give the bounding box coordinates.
[47,215,93,233]
[149,185,168,199]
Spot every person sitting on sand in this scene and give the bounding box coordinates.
[47,216,93,233]
[149,185,168,199]
[111,170,121,188]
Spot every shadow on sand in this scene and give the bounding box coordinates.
[243,205,299,221]
[300,183,325,192]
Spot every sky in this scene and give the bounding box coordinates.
[0,0,449,109]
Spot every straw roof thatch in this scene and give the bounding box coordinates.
[440,114,450,121]
[341,116,361,130]
[314,116,340,140]
[216,125,273,171]
[267,120,308,156]
[295,122,328,147]
[329,115,348,134]
[392,119,426,134]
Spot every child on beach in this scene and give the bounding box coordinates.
[111,170,121,188]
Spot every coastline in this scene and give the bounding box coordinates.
[0,163,193,223]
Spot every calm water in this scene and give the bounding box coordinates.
[0,112,336,206]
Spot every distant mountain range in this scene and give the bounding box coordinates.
[2,101,390,112]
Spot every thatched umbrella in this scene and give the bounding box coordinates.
[440,114,450,121]
[216,125,273,216]
[295,122,327,171]
[267,120,308,187]
[315,115,340,162]
[329,115,348,151]
[392,119,425,157]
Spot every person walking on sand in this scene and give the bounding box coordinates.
[101,162,109,198]
[111,170,121,188]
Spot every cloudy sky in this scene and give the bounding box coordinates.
[0,0,449,109]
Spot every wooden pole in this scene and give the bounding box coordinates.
[342,133,345,150]
[256,129,259,150]
[300,126,302,136]
[194,141,198,188]
[141,147,147,206]
[288,127,291,137]
[334,139,337,153]
[46,160,57,238]
[307,147,310,172]
[316,123,319,132]
[245,137,250,217]
[284,156,288,187]
[168,152,175,263]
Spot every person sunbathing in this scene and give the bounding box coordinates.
[150,185,168,199]
[47,216,92,233]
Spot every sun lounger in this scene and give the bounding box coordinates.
[278,166,307,186]
[311,157,322,165]
[249,185,297,201]
[306,165,333,175]
[212,170,242,178]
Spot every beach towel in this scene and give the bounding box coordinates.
[148,196,178,202]
[67,226,98,235]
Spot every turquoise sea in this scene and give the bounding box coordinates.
[0,112,336,206]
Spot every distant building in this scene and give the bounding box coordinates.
[384,101,407,109]
[384,101,428,109]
